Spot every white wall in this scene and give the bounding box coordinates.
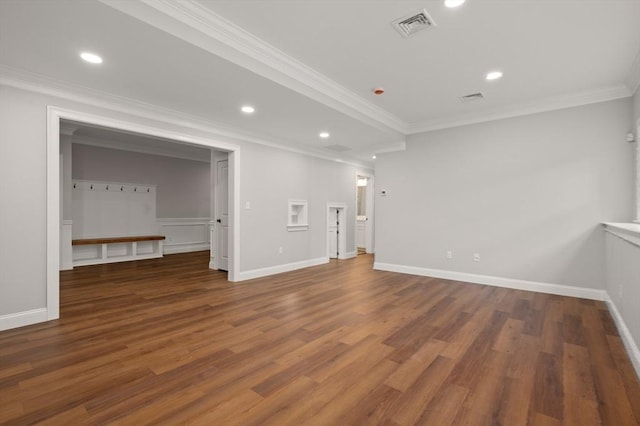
[375,98,635,290]
[0,86,48,314]
[633,88,640,125]
[0,84,365,321]
[239,143,358,272]
[604,226,640,376]
[72,144,210,219]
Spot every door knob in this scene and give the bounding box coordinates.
[216,219,222,223]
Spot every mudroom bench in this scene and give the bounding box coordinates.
[71,235,165,267]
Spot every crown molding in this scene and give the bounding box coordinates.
[627,50,640,95]
[0,65,372,169]
[0,66,373,168]
[99,0,407,136]
[407,84,633,135]
[66,134,212,163]
[373,141,407,155]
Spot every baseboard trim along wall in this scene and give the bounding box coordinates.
[373,262,607,301]
[163,243,210,255]
[0,308,48,331]
[605,295,640,379]
[340,251,357,260]
[238,257,329,281]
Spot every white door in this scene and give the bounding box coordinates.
[216,159,229,271]
[328,207,339,258]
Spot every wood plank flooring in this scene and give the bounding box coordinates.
[1,251,639,425]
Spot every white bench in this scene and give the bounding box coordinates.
[71,235,165,267]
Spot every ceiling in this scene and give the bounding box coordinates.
[1,0,639,165]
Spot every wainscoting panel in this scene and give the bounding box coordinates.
[158,218,211,254]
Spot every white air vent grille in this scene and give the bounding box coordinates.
[392,9,436,38]
[460,92,485,102]
[325,144,352,152]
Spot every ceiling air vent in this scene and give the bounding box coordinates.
[460,92,485,102]
[392,9,436,38]
[325,144,352,152]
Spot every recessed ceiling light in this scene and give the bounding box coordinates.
[319,132,330,139]
[486,70,503,81]
[372,155,377,159]
[80,52,102,64]
[444,0,466,8]
[241,105,255,114]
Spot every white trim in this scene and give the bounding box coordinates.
[157,218,211,255]
[407,85,632,135]
[46,107,241,327]
[164,243,210,255]
[355,171,375,254]
[47,108,60,320]
[237,257,328,281]
[626,49,640,95]
[327,202,347,260]
[605,294,640,379]
[100,0,406,135]
[69,134,211,163]
[340,251,357,260]
[373,262,608,301]
[372,141,407,155]
[0,65,372,169]
[0,308,49,331]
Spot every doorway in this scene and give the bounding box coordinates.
[214,158,229,271]
[327,203,347,259]
[356,173,374,254]
[47,107,240,322]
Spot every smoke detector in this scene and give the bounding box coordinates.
[392,9,436,38]
[459,92,485,102]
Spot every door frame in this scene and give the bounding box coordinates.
[356,171,375,254]
[326,202,347,260]
[47,106,241,321]
[212,157,229,271]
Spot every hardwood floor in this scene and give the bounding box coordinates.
[1,251,639,425]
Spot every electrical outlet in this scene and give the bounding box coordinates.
[446,250,453,259]
[278,247,283,254]
[473,253,480,262]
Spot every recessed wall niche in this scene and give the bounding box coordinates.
[287,199,308,231]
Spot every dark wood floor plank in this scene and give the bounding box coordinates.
[0,251,638,425]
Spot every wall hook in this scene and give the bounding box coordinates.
[106,185,109,191]
[120,186,124,191]
[134,187,137,192]
[73,183,76,189]
[147,188,150,193]
[90,184,93,190]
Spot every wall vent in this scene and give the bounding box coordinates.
[324,144,352,152]
[459,92,485,102]
[392,9,436,38]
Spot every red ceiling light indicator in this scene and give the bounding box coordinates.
[373,88,385,95]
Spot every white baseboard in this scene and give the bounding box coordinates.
[605,294,640,379]
[164,242,210,255]
[0,308,49,331]
[373,262,607,301]
[238,257,329,281]
[340,251,357,260]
